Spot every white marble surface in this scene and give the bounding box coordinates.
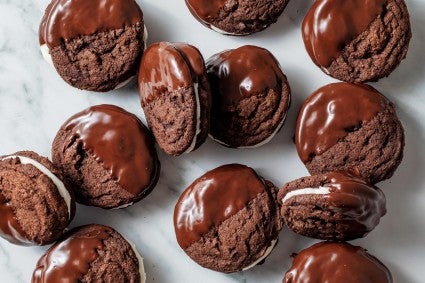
[0,0,424,282]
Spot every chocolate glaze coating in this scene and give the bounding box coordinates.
[39,0,143,47]
[207,45,290,147]
[284,242,392,283]
[138,42,211,155]
[278,171,386,240]
[139,42,203,104]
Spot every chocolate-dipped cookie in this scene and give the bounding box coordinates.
[185,0,290,35]
[39,0,147,92]
[302,0,411,83]
[0,151,75,246]
[284,242,392,283]
[278,172,386,241]
[32,224,146,283]
[206,45,291,148]
[52,105,160,209]
[174,164,282,273]
[138,42,211,156]
[296,83,404,184]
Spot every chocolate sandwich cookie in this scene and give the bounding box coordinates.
[39,0,147,92]
[296,83,404,184]
[207,45,291,148]
[174,164,282,273]
[302,0,411,83]
[284,242,392,283]
[278,172,386,241]
[138,42,211,156]
[52,105,160,209]
[0,151,75,246]
[185,0,290,35]
[32,224,146,283]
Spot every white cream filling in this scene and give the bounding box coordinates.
[113,76,136,90]
[281,186,331,204]
[210,25,244,36]
[143,24,148,50]
[40,44,54,67]
[242,239,278,271]
[209,23,269,35]
[112,202,134,210]
[320,66,331,75]
[123,236,146,283]
[184,82,202,153]
[1,155,72,219]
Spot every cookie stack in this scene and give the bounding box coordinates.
[0,0,413,281]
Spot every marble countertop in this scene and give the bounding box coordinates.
[1,0,425,282]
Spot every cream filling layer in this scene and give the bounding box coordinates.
[1,155,72,219]
[210,25,245,36]
[184,82,202,153]
[281,186,331,204]
[113,202,134,210]
[40,44,54,67]
[242,239,278,271]
[209,23,268,36]
[143,24,148,50]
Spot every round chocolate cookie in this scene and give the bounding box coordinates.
[296,83,404,184]
[284,242,392,283]
[32,224,146,283]
[185,0,290,35]
[52,104,160,209]
[206,45,291,148]
[138,42,211,156]
[174,164,282,273]
[278,172,386,241]
[39,0,147,92]
[302,0,411,83]
[0,151,75,246]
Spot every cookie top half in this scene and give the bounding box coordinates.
[174,164,282,273]
[207,45,291,148]
[52,104,160,209]
[39,0,146,91]
[296,82,404,184]
[302,0,411,82]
